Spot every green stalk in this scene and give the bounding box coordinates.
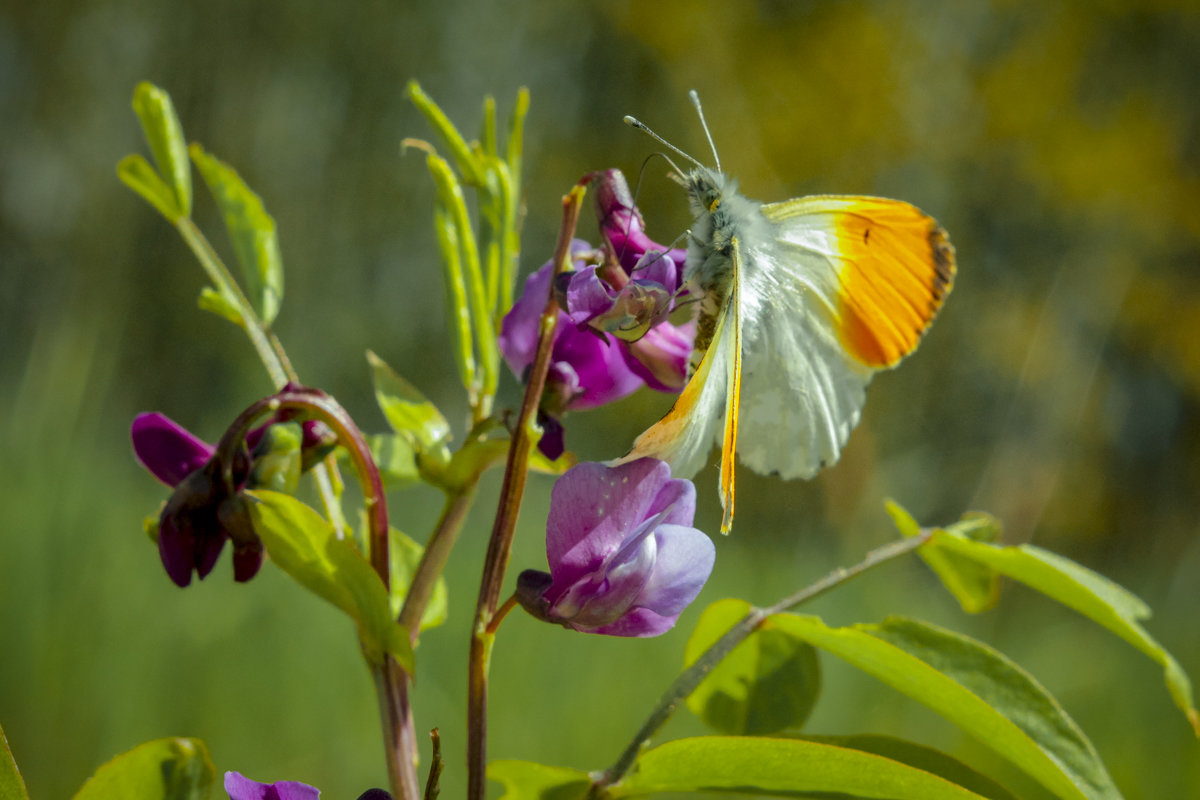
[588,530,935,796]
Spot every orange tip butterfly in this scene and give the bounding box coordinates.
[615,91,955,533]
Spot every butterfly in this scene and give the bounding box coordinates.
[616,91,955,534]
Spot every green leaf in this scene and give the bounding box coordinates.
[487,761,590,800]
[499,88,528,314]
[367,350,451,462]
[117,154,183,222]
[442,433,574,490]
[189,144,284,326]
[896,503,1199,735]
[887,502,1002,613]
[0,721,29,800]
[422,155,498,400]
[789,734,1018,800]
[771,614,1120,800]
[245,489,414,671]
[406,80,487,188]
[615,736,992,799]
[685,599,821,735]
[526,442,575,476]
[433,204,477,394]
[388,527,447,632]
[71,737,213,800]
[364,433,420,488]
[130,82,192,218]
[196,286,245,328]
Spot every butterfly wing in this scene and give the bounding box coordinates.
[735,194,955,479]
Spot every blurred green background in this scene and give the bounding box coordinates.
[2,1,1198,797]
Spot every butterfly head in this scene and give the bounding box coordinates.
[684,167,729,218]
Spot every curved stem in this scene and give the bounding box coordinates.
[588,530,935,796]
[466,181,589,800]
[215,388,389,581]
[216,387,419,799]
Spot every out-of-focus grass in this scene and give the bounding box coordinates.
[2,1,1198,797]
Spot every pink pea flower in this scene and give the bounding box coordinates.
[516,459,714,637]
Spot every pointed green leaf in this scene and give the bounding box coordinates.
[388,527,447,632]
[685,599,821,735]
[1,721,28,800]
[196,286,245,328]
[422,155,497,400]
[405,80,487,187]
[117,154,183,222]
[500,88,528,313]
[788,734,1018,800]
[367,350,451,459]
[245,490,414,671]
[771,614,1121,800]
[131,82,192,217]
[616,736,991,799]
[189,144,284,325]
[71,737,213,800]
[487,761,590,800]
[897,503,1198,734]
[433,205,477,394]
[480,95,498,158]
[887,502,1002,612]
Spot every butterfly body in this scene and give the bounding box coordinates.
[619,98,955,532]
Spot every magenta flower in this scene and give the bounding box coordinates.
[516,458,714,637]
[498,171,695,457]
[500,240,644,413]
[131,412,334,587]
[224,771,320,800]
[591,168,687,277]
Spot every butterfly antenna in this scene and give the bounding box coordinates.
[687,90,721,172]
[624,115,705,178]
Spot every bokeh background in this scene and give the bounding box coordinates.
[3,1,1198,797]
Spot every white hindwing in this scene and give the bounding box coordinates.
[731,201,875,479]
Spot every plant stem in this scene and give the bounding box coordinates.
[398,485,477,640]
[465,181,588,800]
[588,529,934,795]
[175,217,348,535]
[216,387,418,799]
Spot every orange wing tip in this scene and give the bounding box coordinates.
[835,212,956,369]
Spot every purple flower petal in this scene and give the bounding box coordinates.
[549,322,642,410]
[224,771,321,800]
[193,526,227,581]
[534,459,713,637]
[634,523,716,616]
[232,542,264,583]
[586,606,678,637]
[131,412,214,487]
[545,459,674,577]
[500,247,643,413]
[499,240,592,375]
[623,321,695,393]
[563,265,620,327]
[157,512,197,588]
[536,412,566,461]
